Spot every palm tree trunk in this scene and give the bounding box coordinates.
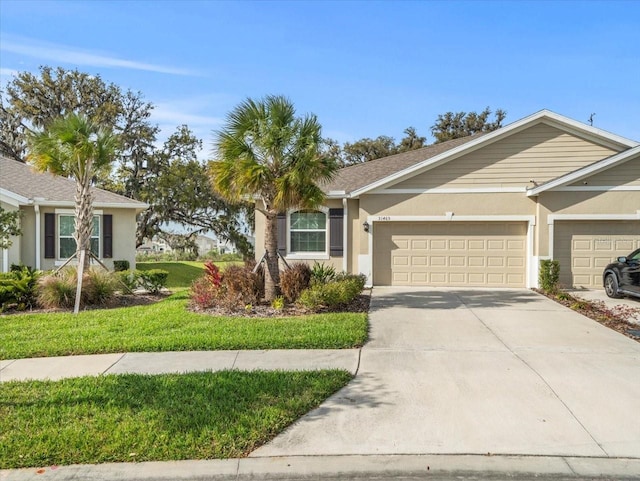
[264,213,280,301]
[75,172,94,270]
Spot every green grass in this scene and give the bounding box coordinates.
[136,261,240,288]
[0,291,368,359]
[0,370,351,468]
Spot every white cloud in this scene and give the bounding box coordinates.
[0,68,19,78]
[152,103,224,127]
[0,35,196,76]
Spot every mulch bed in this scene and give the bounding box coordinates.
[1,292,167,316]
[192,289,372,318]
[535,289,640,342]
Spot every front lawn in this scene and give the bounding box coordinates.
[136,261,239,288]
[1,291,368,359]
[1,370,351,468]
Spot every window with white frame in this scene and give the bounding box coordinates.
[58,215,100,259]
[289,210,327,253]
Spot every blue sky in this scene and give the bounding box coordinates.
[1,0,639,152]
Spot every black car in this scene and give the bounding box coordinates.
[603,248,640,299]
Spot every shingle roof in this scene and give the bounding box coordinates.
[323,133,486,195]
[0,155,147,208]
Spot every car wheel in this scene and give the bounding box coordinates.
[604,273,622,299]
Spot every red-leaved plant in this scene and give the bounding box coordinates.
[204,261,222,287]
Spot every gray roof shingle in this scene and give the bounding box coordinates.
[0,155,147,208]
[323,134,486,195]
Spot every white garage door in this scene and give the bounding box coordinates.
[373,222,527,287]
[554,221,640,288]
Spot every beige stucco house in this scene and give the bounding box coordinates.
[0,156,148,272]
[254,110,640,289]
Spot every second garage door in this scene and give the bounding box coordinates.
[554,221,640,288]
[373,221,527,287]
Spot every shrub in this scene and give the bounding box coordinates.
[280,263,312,303]
[191,276,217,309]
[137,269,169,294]
[117,270,139,292]
[0,265,41,311]
[271,296,285,310]
[297,275,365,311]
[113,260,130,272]
[203,261,222,287]
[539,259,560,293]
[220,264,262,308]
[37,270,76,309]
[37,267,119,308]
[190,261,263,311]
[82,269,117,305]
[310,262,336,285]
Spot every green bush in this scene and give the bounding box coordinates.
[539,259,560,293]
[113,260,130,272]
[310,262,336,285]
[0,265,41,311]
[280,263,312,303]
[297,275,365,311]
[137,269,169,294]
[116,270,139,292]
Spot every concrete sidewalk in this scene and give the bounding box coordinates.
[3,454,640,480]
[0,349,361,382]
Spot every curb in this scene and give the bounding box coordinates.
[3,454,640,480]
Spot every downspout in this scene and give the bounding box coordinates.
[34,204,41,270]
[2,247,7,273]
[342,197,348,273]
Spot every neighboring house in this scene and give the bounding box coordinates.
[254,110,640,289]
[195,235,217,255]
[137,236,171,254]
[0,156,148,272]
[196,235,240,255]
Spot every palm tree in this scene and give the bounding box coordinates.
[210,95,338,301]
[28,113,119,270]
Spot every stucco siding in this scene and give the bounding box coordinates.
[109,208,138,271]
[253,199,348,274]
[568,155,640,187]
[1,201,21,272]
[19,206,36,270]
[390,123,618,190]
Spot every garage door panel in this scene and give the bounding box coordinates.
[555,221,640,288]
[373,222,527,287]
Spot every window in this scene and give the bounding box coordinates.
[58,215,100,259]
[289,210,327,253]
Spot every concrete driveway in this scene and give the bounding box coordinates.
[252,288,640,459]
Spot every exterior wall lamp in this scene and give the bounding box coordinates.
[363,221,370,233]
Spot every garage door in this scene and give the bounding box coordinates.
[554,221,640,288]
[373,222,527,287]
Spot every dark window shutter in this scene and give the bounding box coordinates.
[103,215,113,258]
[277,213,286,255]
[329,208,344,257]
[44,213,55,259]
